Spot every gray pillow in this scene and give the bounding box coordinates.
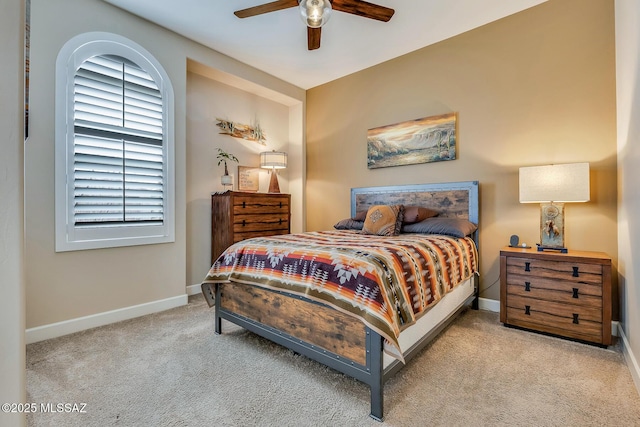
[334,218,364,230]
[402,217,477,237]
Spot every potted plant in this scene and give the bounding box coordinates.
[216,148,239,187]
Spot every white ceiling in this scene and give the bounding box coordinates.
[104,0,547,90]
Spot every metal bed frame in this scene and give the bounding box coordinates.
[205,181,480,421]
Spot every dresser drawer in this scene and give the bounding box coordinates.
[232,213,290,233]
[233,229,290,244]
[232,195,289,215]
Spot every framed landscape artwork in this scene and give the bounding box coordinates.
[367,113,456,169]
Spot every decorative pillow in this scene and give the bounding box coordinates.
[334,218,364,230]
[361,205,404,236]
[402,206,439,224]
[402,217,477,237]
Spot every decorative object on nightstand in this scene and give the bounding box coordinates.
[500,246,612,346]
[216,148,239,189]
[519,162,590,253]
[260,150,287,193]
[210,192,290,263]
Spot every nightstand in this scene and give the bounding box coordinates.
[500,246,612,346]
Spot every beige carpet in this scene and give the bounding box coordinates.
[27,295,640,426]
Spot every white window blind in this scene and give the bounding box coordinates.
[73,55,164,226]
[56,33,175,252]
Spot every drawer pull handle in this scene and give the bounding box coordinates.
[524,262,531,272]
[242,220,246,227]
[573,313,579,324]
[525,282,531,292]
[572,266,579,277]
[524,305,531,315]
[242,201,246,209]
[572,288,579,299]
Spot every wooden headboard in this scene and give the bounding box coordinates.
[351,181,479,238]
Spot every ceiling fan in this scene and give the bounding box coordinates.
[234,0,395,51]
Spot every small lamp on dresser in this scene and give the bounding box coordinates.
[519,162,590,253]
[260,150,287,193]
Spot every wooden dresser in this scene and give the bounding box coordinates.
[211,191,290,264]
[500,246,612,346]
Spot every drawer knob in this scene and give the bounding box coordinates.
[572,266,579,277]
[242,201,246,209]
[524,305,531,315]
[573,313,579,324]
[572,288,579,299]
[524,262,531,272]
[242,219,246,227]
[525,282,531,292]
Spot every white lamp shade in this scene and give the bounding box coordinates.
[519,162,590,203]
[260,151,287,169]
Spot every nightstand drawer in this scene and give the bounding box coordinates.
[506,257,603,285]
[505,274,602,307]
[506,294,602,343]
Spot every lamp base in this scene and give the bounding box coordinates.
[539,202,565,248]
[268,170,280,193]
[536,243,568,254]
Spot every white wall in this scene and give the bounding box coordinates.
[24,0,304,332]
[0,0,26,425]
[615,0,640,391]
[186,71,293,286]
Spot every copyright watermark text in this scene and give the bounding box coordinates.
[2,403,87,413]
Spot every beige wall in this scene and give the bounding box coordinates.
[615,0,640,389]
[306,0,617,303]
[186,71,293,286]
[0,1,26,424]
[25,0,304,329]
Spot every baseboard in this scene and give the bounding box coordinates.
[26,294,188,344]
[187,283,202,296]
[478,297,500,313]
[619,325,640,396]
[479,298,619,337]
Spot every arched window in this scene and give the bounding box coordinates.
[55,33,174,251]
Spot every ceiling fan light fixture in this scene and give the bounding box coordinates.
[299,0,331,28]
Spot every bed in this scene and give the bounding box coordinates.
[201,181,480,421]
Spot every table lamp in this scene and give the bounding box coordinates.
[260,150,287,193]
[519,162,590,253]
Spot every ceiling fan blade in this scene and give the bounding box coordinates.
[307,27,321,50]
[234,0,298,18]
[331,0,395,22]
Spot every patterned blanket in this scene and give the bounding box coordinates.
[202,230,478,360]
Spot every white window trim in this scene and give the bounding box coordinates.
[55,32,175,252]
